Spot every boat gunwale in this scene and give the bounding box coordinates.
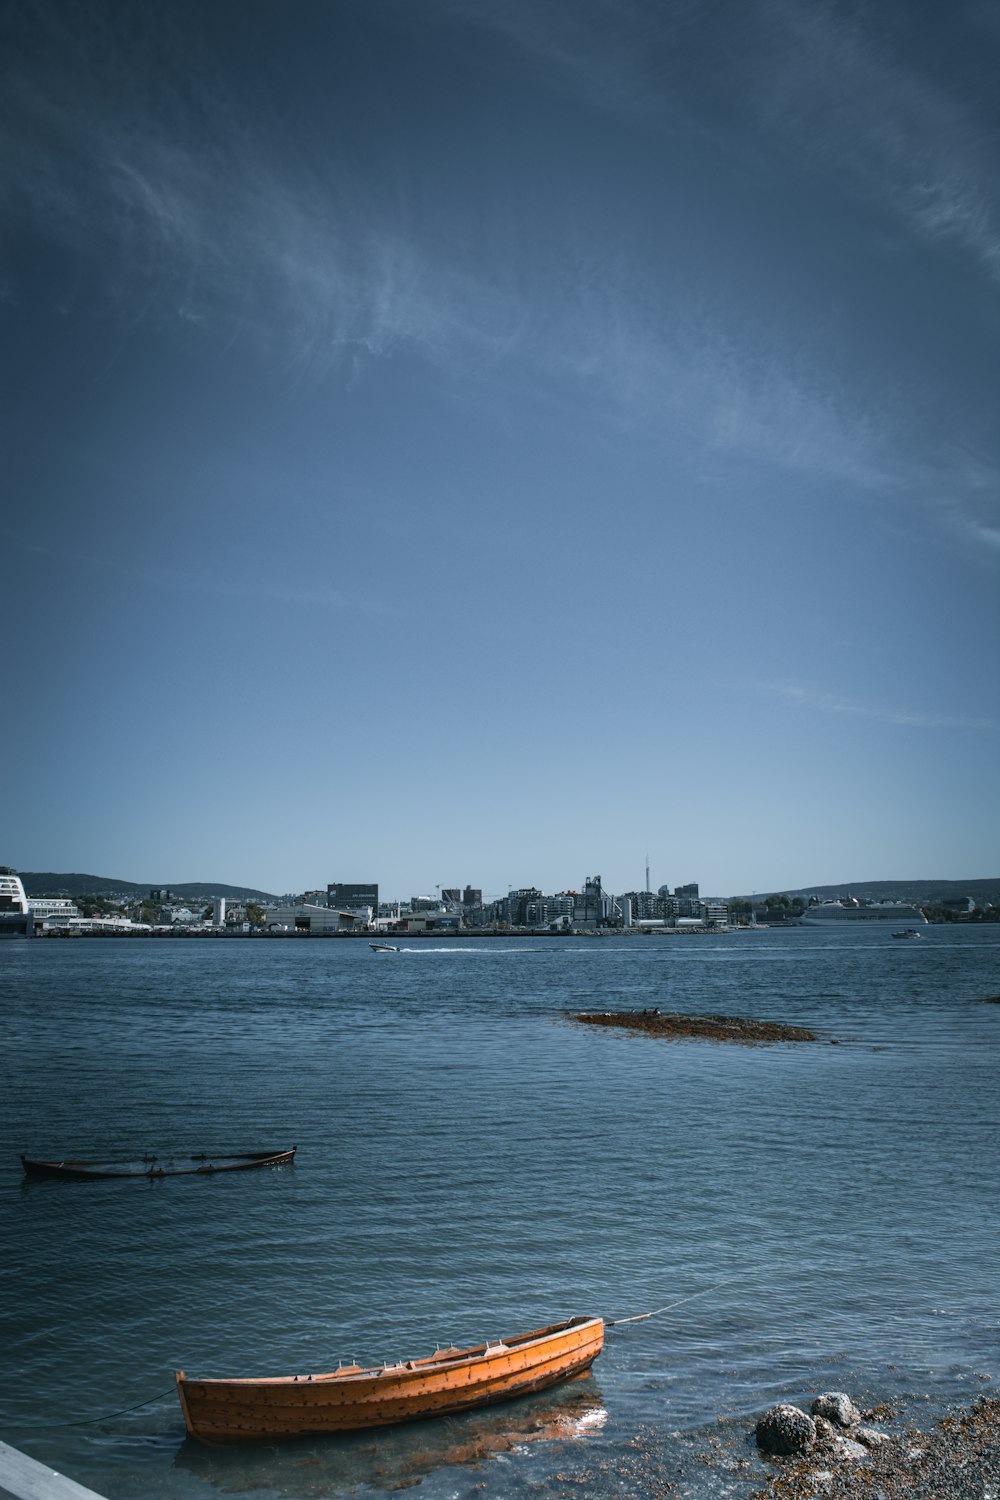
[177,1316,603,1392]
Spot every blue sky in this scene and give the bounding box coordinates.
[3,0,998,898]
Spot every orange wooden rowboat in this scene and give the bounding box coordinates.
[176,1315,604,1443]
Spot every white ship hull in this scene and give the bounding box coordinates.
[801,901,927,925]
[0,869,33,937]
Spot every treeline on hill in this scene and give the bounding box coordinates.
[752,878,1000,907]
[739,880,1000,923]
[919,904,1000,922]
[20,873,279,902]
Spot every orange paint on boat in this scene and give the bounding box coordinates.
[176,1316,604,1443]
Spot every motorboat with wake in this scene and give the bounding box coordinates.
[369,942,400,953]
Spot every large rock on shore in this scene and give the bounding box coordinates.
[755,1404,817,1455]
[751,1394,1000,1496]
[811,1391,862,1430]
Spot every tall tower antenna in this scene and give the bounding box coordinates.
[645,850,650,894]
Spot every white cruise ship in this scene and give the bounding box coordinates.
[801,897,927,925]
[0,868,34,937]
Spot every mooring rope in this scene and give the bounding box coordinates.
[607,1276,736,1326]
[4,1386,178,1433]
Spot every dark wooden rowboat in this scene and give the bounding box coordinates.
[20,1148,296,1180]
[176,1315,604,1443]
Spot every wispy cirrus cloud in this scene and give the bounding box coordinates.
[759,679,998,733]
[434,0,1000,528]
[3,0,997,537]
[1,27,890,494]
[447,0,1000,285]
[915,448,1000,556]
[748,0,1000,286]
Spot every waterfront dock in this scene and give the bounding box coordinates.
[0,1441,107,1500]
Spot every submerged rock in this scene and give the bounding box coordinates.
[756,1404,817,1455]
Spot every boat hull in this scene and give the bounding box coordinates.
[176,1316,604,1443]
[21,1149,296,1180]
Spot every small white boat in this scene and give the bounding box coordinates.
[369,942,400,953]
[892,929,922,939]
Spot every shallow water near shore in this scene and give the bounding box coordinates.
[2,927,998,1497]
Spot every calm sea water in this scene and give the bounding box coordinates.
[1,927,998,1498]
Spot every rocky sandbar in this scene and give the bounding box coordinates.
[572,1009,817,1043]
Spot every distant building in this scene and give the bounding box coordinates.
[327,882,378,914]
[463,887,482,907]
[27,898,79,923]
[44,914,150,934]
[508,888,544,926]
[268,903,363,933]
[632,890,667,921]
[394,912,461,933]
[573,876,613,929]
[161,905,199,925]
[673,883,701,918]
[410,895,440,913]
[546,894,575,924]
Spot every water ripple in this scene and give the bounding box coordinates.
[2,927,998,1498]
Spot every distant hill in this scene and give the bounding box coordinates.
[744,878,1000,906]
[20,873,279,902]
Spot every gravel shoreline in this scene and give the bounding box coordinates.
[753,1396,1000,1498]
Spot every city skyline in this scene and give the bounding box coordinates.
[12,862,996,910]
[4,0,998,895]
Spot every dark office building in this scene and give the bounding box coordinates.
[327,882,378,911]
